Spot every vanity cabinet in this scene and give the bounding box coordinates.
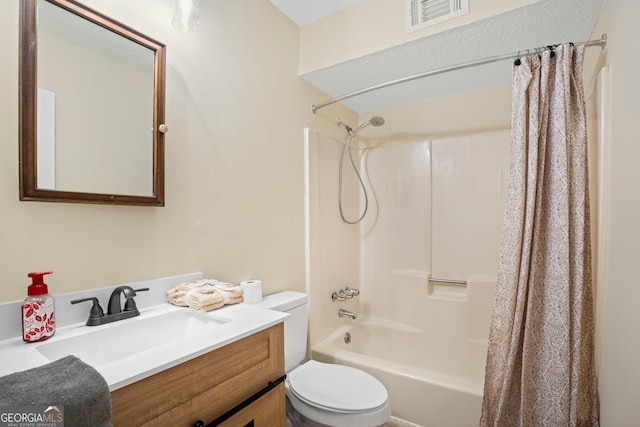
[111,323,285,427]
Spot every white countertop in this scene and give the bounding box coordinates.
[0,302,287,391]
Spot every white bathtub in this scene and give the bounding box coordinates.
[311,318,487,427]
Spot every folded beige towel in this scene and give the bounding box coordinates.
[166,281,209,306]
[167,279,244,311]
[188,290,225,311]
[212,283,244,304]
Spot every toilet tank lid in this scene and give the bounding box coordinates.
[255,291,308,312]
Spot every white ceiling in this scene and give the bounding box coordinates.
[269,0,361,27]
[272,0,606,115]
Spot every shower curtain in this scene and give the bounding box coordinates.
[480,45,599,426]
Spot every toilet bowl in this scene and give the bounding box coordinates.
[256,291,391,427]
[286,360,390,427]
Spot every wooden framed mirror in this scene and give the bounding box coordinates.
[19,0,166,206]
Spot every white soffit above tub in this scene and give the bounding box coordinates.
[301,0,606,114]
[269,0,362,27]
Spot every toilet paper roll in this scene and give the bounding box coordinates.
[240,280,262,304]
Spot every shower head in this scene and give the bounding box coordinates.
[369,116,385,127]
[354,116,385,134]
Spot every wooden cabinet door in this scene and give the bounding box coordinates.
[215,383,286,427]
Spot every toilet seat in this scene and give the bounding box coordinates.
[288,360,388,413]
[285,360,391,427]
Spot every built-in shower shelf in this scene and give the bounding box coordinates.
[427,278,467,301]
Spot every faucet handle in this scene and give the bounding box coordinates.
[344,287,360,297]
[331,291,346,302]
[123,297,137,312]
[123,288,150,312]
[71,297,105,325]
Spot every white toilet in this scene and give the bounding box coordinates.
[256,291,391,427]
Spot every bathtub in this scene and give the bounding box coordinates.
[311,318,487,427]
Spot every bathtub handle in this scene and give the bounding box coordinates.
[345,287,360,297]
[332,287,360,301]
[332,291,347,302]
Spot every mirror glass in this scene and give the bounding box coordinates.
[20,0,166,206]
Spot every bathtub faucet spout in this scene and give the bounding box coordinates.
[338,308,357,320]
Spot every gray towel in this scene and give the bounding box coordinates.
[0,355,112,427]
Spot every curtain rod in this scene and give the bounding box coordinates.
[311,34,607,113]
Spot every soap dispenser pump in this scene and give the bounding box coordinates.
[22,271,56,343]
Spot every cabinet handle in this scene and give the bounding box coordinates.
[193,421,205,427]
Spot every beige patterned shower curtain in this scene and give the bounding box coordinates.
[480,44,599,426]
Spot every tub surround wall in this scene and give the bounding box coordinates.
[306,127,511,425]
[583,1,640,424]
[305,129,361,347]
[431,137,470,281]
[360,130,510,334]
[306,116,513,327]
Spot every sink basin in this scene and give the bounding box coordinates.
[37,310,230,366]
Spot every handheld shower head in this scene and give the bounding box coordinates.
[369,116,386,127]
[336,116,384,225]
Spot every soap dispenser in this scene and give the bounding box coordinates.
[22,271,56,343]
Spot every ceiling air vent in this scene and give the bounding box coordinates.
[406,0,469,33]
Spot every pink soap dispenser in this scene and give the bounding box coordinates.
[22,271,56,343]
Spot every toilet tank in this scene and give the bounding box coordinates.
[255,291,308,372]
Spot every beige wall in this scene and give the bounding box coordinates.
[0,0,355,303]
[356,84,512,146]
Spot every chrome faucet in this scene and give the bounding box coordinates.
[338,308,357,320]
[332,287,360,301]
